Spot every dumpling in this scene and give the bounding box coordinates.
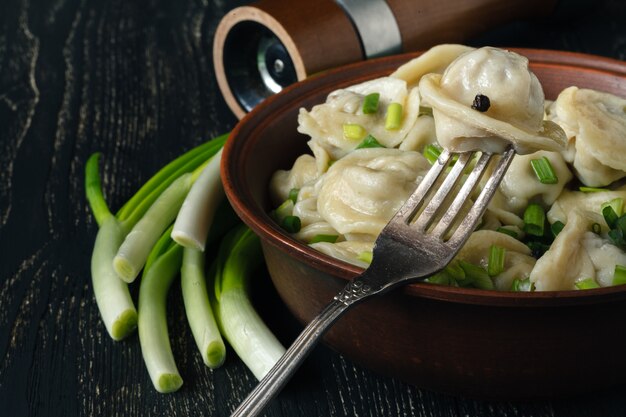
[530,210,596,291]
[269,154,319,206]
[547,189,626,230]
[391,44,474,87]
[455,230,536,290]
[297,76,421,161]
[419,47,567,154]
[549,86,626,186]
[498,150,573,213]
[316,148,431,237]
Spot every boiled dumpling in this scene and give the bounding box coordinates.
[549,86,626,186]
[419,47,567,154]
[297,76,421,161]
[547,189,626,231]
[455,230,536,290]
[530,210,596,291]
[391,44,474,88]
[316,148,431,237]
[499,150,573,213]
[269,154,319,206]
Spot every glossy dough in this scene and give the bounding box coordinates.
[419,47,567,154]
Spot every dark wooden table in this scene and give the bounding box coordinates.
[1,1,626,416]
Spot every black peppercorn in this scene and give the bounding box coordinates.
[471,94,491,112]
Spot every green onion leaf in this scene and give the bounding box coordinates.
[444,261,466,281]
[385,102,403,130]
[426,272,451,285]
[288,188,299,204]
[362,93,380,114]
[496,227,519,239]
[523,203,545,237]
[423,143,443,164]
[613,264,626,286]
[309,234,338,244]
[608,228,625,247]
[459,261,494,290]
[551,221,565,238]
[530,156,558,184]
[487,245,506,277]
[527,241,551,258]
[602,198,623,228]
[281,215,301,233]
[356,134,384,149]
[357,251,373,264]
[343,123,367,140]
[575,278,601,290]
[579,186,607,193]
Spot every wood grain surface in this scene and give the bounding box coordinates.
[1,0,625,416]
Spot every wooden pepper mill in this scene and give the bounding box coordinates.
[213,0,560,119]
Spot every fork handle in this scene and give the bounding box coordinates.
[230,297,350,417]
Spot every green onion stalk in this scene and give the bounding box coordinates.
[212,225,286,380]
[137,229,184,393]
[85,134,227,341]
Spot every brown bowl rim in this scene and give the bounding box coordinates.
[221,48,626,308]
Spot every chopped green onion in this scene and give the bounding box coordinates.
[357,251,373,264]
[613,265,626,286]
[343,123,367,140]
[444,261,466,281]
[213,226,286,380]
[527,241,551,258]
[356,134,384,149]
[288,188,300,204]
[426,272,451,285]
[309,234,339,244]
[423,143,443,164]
[487,245,506,277]
[608,228,625,247]
[579,186,607,193]
[591,222,602,234]
[530,156,558,184]
[551,221,565,238]
[281,215,301,233]
[511,277,534,292]
[272,199,294,222]
[362,92,380,114]
[523,203,546,237]
[385,102,403,130]
[602,198,623,228]
[617,215,626,235]
[575,278,601,290]
[459,261,494,290]
[496,227,519,239]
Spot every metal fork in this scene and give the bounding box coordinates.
[231,146,516,417]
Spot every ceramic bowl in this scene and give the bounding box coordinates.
[221,49,626,399]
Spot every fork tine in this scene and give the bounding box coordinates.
[413,151,474,231]
[447,147,516,249]
[430,151,493,238]
[391,149,453,224]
